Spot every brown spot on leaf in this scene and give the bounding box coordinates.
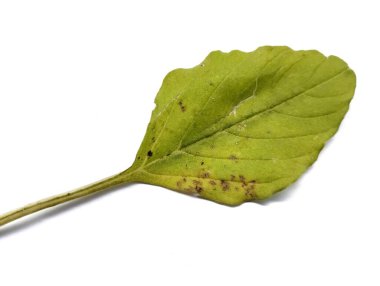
[147,150,153,157]
[229,155,238,161]
[209,180,216,186]
[201,161,204,165]
[195,185,203,193]
[230,175,236,181]
[221,180,229,191]
[242,180,256,199]
[178,101,186,112]
[200,172,210,178]
[245,189,256,199]
[193,180,202,186]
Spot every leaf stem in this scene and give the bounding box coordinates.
[0,172,130,228]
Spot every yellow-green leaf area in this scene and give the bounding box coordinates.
[129,46,356,206]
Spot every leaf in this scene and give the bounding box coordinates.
[0,46,357,228]
[126,46,356,205]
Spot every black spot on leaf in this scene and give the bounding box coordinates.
[178,101,186,112]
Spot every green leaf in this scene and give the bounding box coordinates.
[126,46,356,205]
[0,46,357,229]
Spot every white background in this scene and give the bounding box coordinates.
[0,1,379,285]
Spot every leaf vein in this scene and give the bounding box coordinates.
[181,67,349,149]
[272,107,346,119]
[224,126,338,140]
[179,150,315,161]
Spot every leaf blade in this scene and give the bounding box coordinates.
[130,46,356,205]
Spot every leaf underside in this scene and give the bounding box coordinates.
[127,46,356,206]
